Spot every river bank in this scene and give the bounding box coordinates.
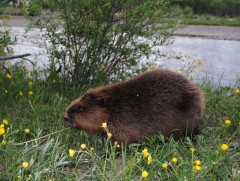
[2,16,240,41]
[1,16,240,86]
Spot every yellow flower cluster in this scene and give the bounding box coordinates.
[171,157,178,163]
[162,162,168,169]
[3,119,8,125]
[147,155,152,165]
[142,148,153,166]
[221,143,229,151]
[22,161,29,168]
[6,74,12,79]
[101,122,114,141]
[224,119,231,125]
[193,159,202,171]
[24,129,30,133]
[236,89,240,94]
[0,119,8,136]
[0,126,5,136]
[190,147,196,152]
[81,144,86,150]
[142,148,149,158]
[142,170,148,178]
[69,149,75,157]
[19,91,23,96]
[102,122,107,128]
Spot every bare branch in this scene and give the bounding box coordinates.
[0,53,31,61]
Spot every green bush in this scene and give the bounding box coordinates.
[35,0,180,85]
[27,3,42,16]
[174,0,240,16]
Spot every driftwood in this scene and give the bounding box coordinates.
[0,53,32,74]
[0,53,31,61]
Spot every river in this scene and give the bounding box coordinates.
[4,26,240,86]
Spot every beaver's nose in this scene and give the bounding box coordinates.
[64,110,69,122]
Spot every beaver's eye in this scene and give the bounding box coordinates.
[98,98,106,107]
[79,108,84,113]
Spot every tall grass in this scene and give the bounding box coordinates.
[0,60,239,180]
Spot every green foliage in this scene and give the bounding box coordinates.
[35,0,180,85]
[26,3,42,16]
[0,59,240,180]
[0,30,11,57]
[174,0,240,16]
[0,0,9,7]
[0,7,24,15]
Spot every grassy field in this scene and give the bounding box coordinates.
[182,14,240,26]
[0,61,240,180]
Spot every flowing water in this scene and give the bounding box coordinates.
[5,27,240,86]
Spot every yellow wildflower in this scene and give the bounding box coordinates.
[0,127,5,135]
[24,129,30,133]
[162,162,168,169]
[4,90,8,94]
[171,157,178,163]
[80,143,86,150]
[90,147,94,151]
[3,119,8,125]
[6,74,12,79]
[0,124,4,128]
[107,132,112,139]
[142,148,149,157]
[190,147,195,152]
[27,72,31,76]
[29,81,33,85]
[1,140,6,145]
[22,161,29,168]
[28,91,33,95]
[224,119,231,125]
[151,65,157,70]
[17,175,21,180]
[195,160,201,165]
[212,161,217,165]
[147,155,153,165]
[193,165,201,171]
[198,61,203,66]
[101,65,106,69]
[236,89,240,94]
[141,171,148,178]
[102,122,107,128]
[114,141,118,146]
[6,60,10,65]
[221,143,229,151]
[19,91,23,96]
[69,149,75,157]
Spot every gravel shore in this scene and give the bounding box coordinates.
[2,16,240,41]
[175,25,240,41]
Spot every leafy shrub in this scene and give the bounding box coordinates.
[35,0,180,85]
[174,0,240,16]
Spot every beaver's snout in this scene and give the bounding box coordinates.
[63,110,70,123]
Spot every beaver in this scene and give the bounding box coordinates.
[64,69,205,144]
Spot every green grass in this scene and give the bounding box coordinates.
[182,14,240,26]
[0,61,240,180]
[0,7,23,16]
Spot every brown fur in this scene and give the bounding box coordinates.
[64,69,205,144]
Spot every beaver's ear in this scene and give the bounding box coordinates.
[98,98,106,107]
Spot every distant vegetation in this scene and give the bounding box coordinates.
[174,0,240,16]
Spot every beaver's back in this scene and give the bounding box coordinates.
[91,69,205,143]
